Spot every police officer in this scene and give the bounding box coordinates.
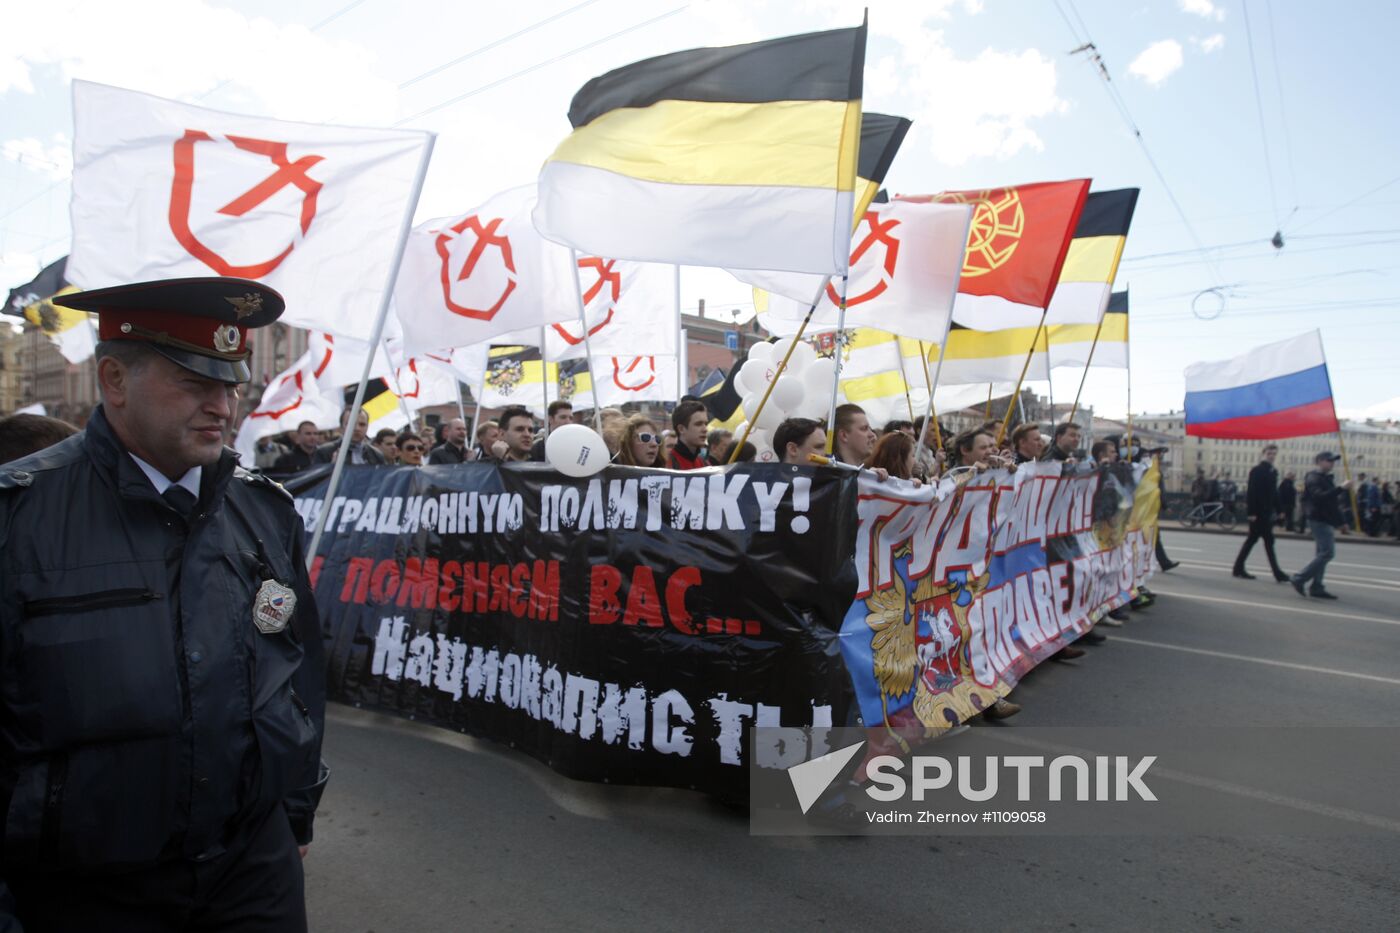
[0,278,327,931]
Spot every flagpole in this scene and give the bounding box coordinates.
[824,276,850,452]
[984,382,993,420]
[470,367,486,443]
[567,249,604,430]
[538,325,550,428]
[1315,332,1360,532]
[674,264,684,400]
[996,309,1048,448]
[920,335,951,450]
[1067,314,1106,426]
[728,276,832,464]
[1124,297,1133,450]
[381,343,417,432]
[895,336,916,423]
[917,340,942,453]
[1042,324,1055,424]
[306,133,435,568]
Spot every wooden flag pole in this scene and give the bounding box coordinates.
[381,343,417,432]
[824,276,851,453]
[984,382,993,420]
[1334,424,1363,533]
[895,336,916,423]
[920,334,951,453]
[567,249,604,430]
[469,368,486,442]
[538,325,550,432]
[729,276,832,464]
[1041,323,1055,424]
[917,340,942,452]
[1067,314,1106,426]
[996,308,1048,448]
[307,133,435,568]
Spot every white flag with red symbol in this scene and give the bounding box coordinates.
[755,200,972,343]
[502,257,675,361]
[233,351,341,463]
[396,185,581,356]
[67,81,431,339]
[305,331,394,392]
[561,355,679,409]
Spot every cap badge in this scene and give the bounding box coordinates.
[225,293,263,320]
[213,323,242,353]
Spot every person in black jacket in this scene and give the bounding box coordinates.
[1232,445,1290,581]
[1291,451,1350,599]
[0,279,327,930]
[272,419,321,474]
[313,407,385,465]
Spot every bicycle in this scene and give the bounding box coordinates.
[1179,500,1237,530]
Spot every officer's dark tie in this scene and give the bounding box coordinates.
[162,485,198,519]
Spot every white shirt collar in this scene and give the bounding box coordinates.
[129,453,202,499]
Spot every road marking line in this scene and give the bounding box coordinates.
[986,731,1400,835]
[1172,561,1400,591]
[1148,589,1400,626]
[1113,636,1400,686]
[1331,560,1400,572]
[1160,544,1204,552]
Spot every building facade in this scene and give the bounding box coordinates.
[1136,412,1400,492]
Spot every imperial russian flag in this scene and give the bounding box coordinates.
[1183,331,1340,439]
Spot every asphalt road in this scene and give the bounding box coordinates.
[304,530,1400,932]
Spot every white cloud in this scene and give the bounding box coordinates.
[1180,0,1226,21]
[0,0,397,123]
[1194,33,1226,53]
[1128,39,1185,86]
[2,134,72,181]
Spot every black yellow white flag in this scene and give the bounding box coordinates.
[533,23,866,275]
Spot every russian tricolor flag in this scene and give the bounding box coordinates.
[1184,331,1339,439]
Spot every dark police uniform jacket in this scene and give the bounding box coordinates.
[0,406,327,880]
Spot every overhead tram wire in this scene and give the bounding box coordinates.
[1051,0,1229,301]
[393,4,688,127]
[398,0,605,90]
[1241,0,1284,238]
[1263,0,1300,220]
[1286,172,1400,235]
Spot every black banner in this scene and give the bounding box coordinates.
[294,463,859,796]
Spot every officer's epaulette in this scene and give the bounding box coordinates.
[0,467,35,491]
[234,466,294,505]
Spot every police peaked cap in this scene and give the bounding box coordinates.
[54,277,284,384]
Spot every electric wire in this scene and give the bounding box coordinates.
[1241,0,1282,229]
[393,4,688,126]
[1262,0,1300,214]
[398,0,604,90]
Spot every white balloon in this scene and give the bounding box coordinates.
[785,338,816,374]
[545,424,611,477]
[735,360,762,395]
[751,396,784,432]
[734,420,750,439]
[805,356,836,391]
[772,337,795,365]
[747,341,775,364]
[770,374,804,411]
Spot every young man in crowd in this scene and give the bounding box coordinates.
[774,418,827,465]
[372,428,400,464]
[831,403,877,466]
[314,407,385,465]
[273,420,321,474]
[1277,470,1298,532]
[1233,444,1289,582]
[1041,422,1081,463]
[428,417,470,464]
[529,401,574,462]
[1011,422,1044,464]
[1292,451,1350,600]
[496,406,536,463]
[669,400,709,470]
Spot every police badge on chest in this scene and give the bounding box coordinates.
[253,579,297,634]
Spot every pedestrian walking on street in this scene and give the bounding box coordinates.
[1233,445,1290,582]
[1291,451,1351,600]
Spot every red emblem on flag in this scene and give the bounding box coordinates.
[552,257,621,345]
[826,211,900,308]
[611,356,657,392]
[169,130,324,278]
[435,215,517,320]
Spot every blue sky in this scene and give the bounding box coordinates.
[2,0,1397,420]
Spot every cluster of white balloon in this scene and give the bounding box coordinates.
[731,337,834,462]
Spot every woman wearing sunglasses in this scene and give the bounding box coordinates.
[397,430,426,466]
[616,415,663,467]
